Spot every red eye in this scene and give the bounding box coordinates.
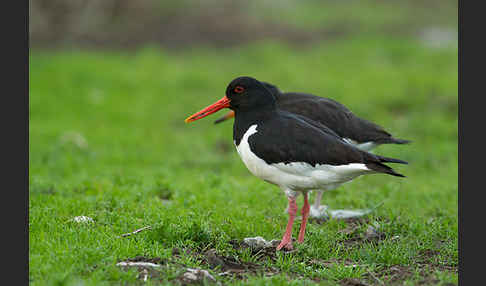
[234,86,245,93]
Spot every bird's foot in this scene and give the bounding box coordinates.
[309,205,330,219]
[276,239,293,251]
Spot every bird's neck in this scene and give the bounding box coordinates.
[232,107,276,146]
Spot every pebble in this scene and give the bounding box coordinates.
[71,216,94,224]
[243,236,272,249]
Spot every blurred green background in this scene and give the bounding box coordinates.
[29,1,458,285]
[30,0,457,50]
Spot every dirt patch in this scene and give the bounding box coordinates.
[172,243,294,281]
[229,238,297,262]
[335,218,388,247]
[115,237,456,284]
[174,268,219,285]
[374,265,432,285]
[414,243,457,274]
[309,216,329,225]
[345,225,386,246]
[310,215,372,225]
[171,245,279,280]
[377,265,415,284]
[172,247,196,257]
[124,256,167,264]
[339,278,371,286]
[322,257,456,286]
[361,263,457,286]
[203,248,280,280]
[116,256,167,282]
[117,254,220,285]
[418,249,441,258]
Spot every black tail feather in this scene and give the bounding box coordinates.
[376,155,408,165]
[366,162,406,177]
[366,153,408,177]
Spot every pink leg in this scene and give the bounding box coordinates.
[276,197,298,251]
[298,192,310,243]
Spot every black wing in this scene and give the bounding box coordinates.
[277,92,410,145]
[290,113,344,142]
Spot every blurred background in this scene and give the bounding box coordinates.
[29,0,458,189]
[29,0,458,207]
[30,0,457,50]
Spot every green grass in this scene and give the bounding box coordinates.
[29,36,457,285]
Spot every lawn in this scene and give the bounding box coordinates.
[29,35,457,285]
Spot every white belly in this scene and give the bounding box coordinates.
[235,125,371,191]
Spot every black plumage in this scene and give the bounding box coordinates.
[228,77,407,178]
[219,81,411,146]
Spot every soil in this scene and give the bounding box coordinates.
[339,278,371,286]
[115,233,457,285]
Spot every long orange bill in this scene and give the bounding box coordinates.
[185,96,231,123]
[213,111,235,124]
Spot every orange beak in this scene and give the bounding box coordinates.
[185,96,231,123]
[213,111,235,124]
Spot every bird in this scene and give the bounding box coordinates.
[185,76,407,251]
[212,81,410,218]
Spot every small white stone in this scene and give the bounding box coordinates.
[183,268,216,282]
[71,216,94,223]
[116,261,161,268]
[243,236,272,249]
[183,272,198,281]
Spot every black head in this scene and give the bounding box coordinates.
[261,81,282,95]
[225,76,276,111]
[185,76,276,124]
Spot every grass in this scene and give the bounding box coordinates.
[29,35,457,285]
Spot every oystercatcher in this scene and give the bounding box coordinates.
[213,82,410,218]
[185,76,407,250]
